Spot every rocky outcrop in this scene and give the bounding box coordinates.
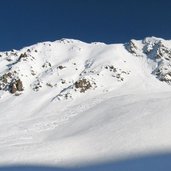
[11,82,17,94]
[0,71,23,94]
[10,79,23,94]
[75,79,92,93]
[126,37,171,84]
[125,39,139,56]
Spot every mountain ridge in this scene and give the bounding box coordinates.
[0,36,171,99]
[0,37,171,169]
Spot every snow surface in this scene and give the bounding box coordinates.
[0,37,171,170]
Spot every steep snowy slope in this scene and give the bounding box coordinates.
[0,37,171,170]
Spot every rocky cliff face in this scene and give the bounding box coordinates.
[126,37,171,83]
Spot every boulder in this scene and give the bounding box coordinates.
[16,79,23,91]
[11,83,17,94]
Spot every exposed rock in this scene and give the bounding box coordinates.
[19,52,27,58]
[58,65,66,70]
[61,80,66,84]
[11,83,17,94]
[7,72,12,78]
[16,79,23,91]
[10,79,23,94]
[46,83,53,88]
[31,70,36,76]
[1,74,8,83]
[42,61,52,68]
[125,37,171,84]
[0,83,5,90]
[32,80,42,91]
[75,79,92,93]
[18,52,28,61]
[27,49,31,52]
[126,40,139,56]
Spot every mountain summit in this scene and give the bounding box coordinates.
[0,37,171,170]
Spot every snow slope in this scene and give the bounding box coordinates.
[0,37,171,170]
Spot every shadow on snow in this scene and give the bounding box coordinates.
[1,152,171,171]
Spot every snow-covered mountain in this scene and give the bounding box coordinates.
[0,37,171,170]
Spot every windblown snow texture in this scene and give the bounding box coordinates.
[0,37,171,170]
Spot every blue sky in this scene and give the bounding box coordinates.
[0,0,171,50]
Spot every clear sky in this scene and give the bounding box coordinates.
[0,0,171,51]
